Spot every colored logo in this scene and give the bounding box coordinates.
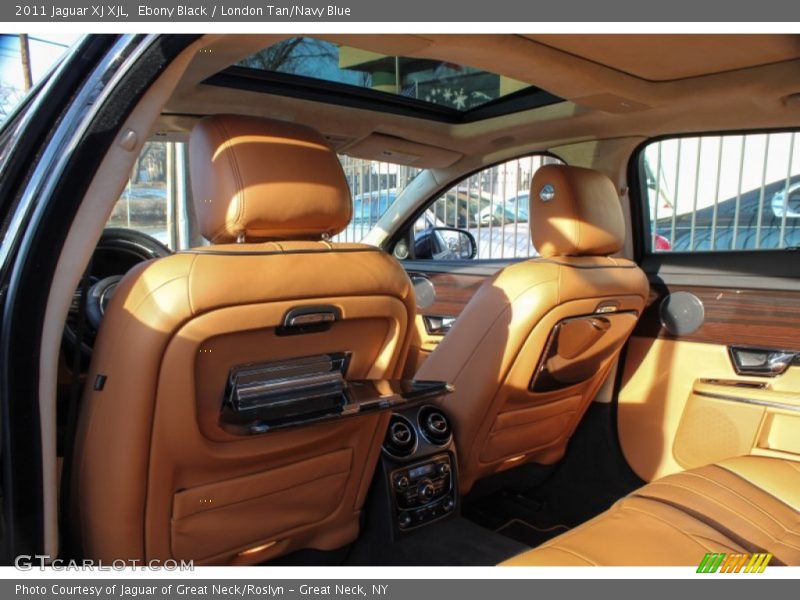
[539,184,555,202]
[697,552,772,573]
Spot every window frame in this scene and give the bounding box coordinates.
[631,127,800,260]
[383,150,565,262]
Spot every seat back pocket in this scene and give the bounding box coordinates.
[171,448,353,561]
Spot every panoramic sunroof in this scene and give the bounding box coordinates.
[204,37,562,123]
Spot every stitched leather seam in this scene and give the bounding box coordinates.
[455,278,559,464]
[652,478,774,531]
[630,493,787,564]
[216,117,247,237]
[207,118,242,243]
[541,545,599,566]
[180,247,381,257]
[645,479,798,549]
[683,470,798,533]
[534,259,638,270]
[172,469,352,521]
[186,253,198,316]
[692,534,746,554]
[622,503,723,553]
[530,502,625,550]
[714,463,800,516]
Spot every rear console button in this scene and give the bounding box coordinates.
[391,453,455,531]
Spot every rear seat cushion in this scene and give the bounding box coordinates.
[501,456,800,566]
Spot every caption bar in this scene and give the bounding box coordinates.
[13,2,353,20]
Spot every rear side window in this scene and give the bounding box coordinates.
[411,154,564,260]
[640,132,800,252]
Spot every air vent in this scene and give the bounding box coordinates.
[418,406,452,446]
[383,414,417,458]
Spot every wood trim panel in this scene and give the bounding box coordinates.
[635,284,800,352]
[406,270,488,318]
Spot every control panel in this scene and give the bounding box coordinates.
[390,454,455,531]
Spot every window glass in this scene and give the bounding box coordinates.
[642,132,800,252]
[0,34,78,126]
[236,37,536,113]
[410,155,563,260]
[333,157,421,243]
[108,141,182,249]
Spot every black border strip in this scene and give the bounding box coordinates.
[0,34,200,562]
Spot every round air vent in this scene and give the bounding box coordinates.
[418,406,452,446]
[383,414,417,458]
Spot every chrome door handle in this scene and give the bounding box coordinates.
[423,315,456,335]
[729,346,799,377]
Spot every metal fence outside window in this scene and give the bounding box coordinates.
[332,156,422,244]
[413,154,562,260]
[334,154,563,260]
[644,132,800,252]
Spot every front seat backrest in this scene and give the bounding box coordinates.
[416,165,649,494]
[72,115,416,565]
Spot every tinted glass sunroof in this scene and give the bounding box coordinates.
[235,37,534,113]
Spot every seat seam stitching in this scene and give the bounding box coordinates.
[646,480,778,540]
[447,276,558,387]
[621,504,730,552]
[681,471,796,533]
[539,545,598,566]
[647,479,800,553]
[713,464,800,515]
[187,254,198,316]
[629,493,788,563]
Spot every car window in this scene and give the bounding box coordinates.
[0,34,78,126]
[108,142,420,249]
[335,157,421,243]
[409,154,563,260]
[107,141,185,249]
[641,132,800,252]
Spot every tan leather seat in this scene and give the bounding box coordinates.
[417,165,649,494]
[72,115,416,565]
[502,455,800,566]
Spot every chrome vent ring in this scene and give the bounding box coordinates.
[418,405,452,446]
[383,414,417,458]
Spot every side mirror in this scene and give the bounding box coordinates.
[413,227,477,260]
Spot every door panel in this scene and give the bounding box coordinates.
[407,269,489,318]
[403,266,495,373]
[619,282,800,481]
[619,336,800,481]
[635,284,800,350]
[620,130,800,482]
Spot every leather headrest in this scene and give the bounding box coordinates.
[530,165,625,257]
[189,114,351,243]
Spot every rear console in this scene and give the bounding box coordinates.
[380,405,458,535]
[390,453,455,530]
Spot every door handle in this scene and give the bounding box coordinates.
[423,315,456,335]
[729,346,799,377]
